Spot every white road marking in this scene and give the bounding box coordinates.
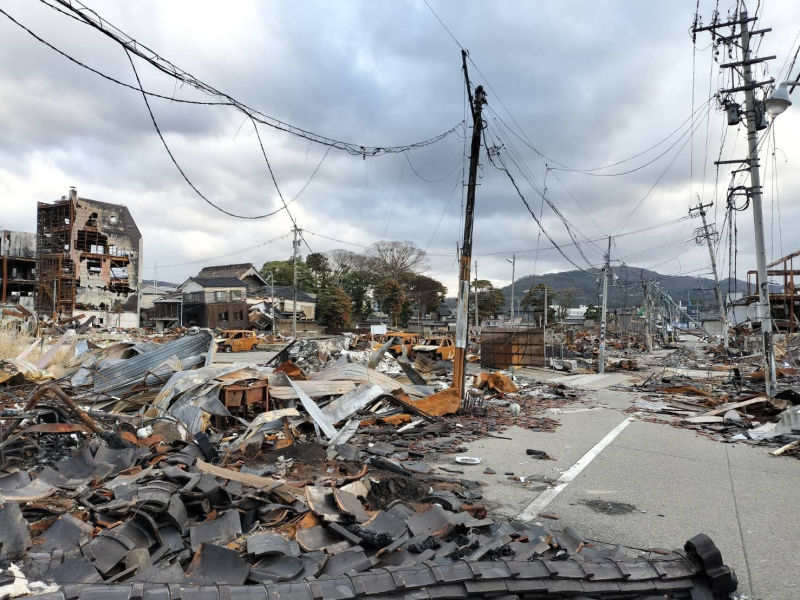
[517,416,635,521]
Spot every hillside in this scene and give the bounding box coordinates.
[499,267,748,310]
[444,267,749,312]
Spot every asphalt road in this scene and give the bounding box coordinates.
[433,346,799,600]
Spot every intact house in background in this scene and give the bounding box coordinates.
[139,281,178,327]
[35,188,142,327]
[197,263,268,295]
[153,277,248,332]
[1,230,36,312]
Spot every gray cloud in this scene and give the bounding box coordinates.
[1,0,799,295]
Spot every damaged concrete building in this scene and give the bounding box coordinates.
[35,188,142,327]
[0,229,36,312]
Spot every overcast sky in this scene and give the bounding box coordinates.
[1,0,799,296]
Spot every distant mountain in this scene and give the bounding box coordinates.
[443,267,749,312]
[500,267,748,310]
[142,279,180,288]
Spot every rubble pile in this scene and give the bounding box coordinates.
[629,347,800,456]
[0,323,744,597]
[0,432,737,599]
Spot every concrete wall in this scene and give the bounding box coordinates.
[71,197,141,314]
[1,231,36,258]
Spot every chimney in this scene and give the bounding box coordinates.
[69,187,77,201]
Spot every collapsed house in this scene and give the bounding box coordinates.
[0,229,36,311]
[35,187,142,327]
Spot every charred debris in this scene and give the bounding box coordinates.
[0,320,741,599]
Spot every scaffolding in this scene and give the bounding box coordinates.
[36,200,77,318]
[745,249,800,333]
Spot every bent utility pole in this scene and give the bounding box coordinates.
[690,201,729,354]
[473,262,480,336]
[453,49,486,404]
[695,9,776,394]
[292,226,300,340]
[598,236,611,374]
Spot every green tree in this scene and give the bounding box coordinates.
[316,286,353,328]
[521,284,556,323]
[584,304,600,321]
[477,287,506,321]
[261,259,315,292]
[406,274,447,317]
[341,269,380,321]
[399,299,414,328]
[306,252,331,292]
[374,278,406,327]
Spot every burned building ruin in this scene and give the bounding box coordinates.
[36,187,142,327]
[0,229,36,311]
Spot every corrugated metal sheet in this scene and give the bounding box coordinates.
[93,330,213,394]
[306,363,424,398]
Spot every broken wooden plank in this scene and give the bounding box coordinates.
[411,388,460,417]
[772,440,800,456]
[682,416,725,424]
[703,397,767,417]
[196,459,303,499]
[268,380,357,400]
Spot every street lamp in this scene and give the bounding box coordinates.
[765,81,794,117]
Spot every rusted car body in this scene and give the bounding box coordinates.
[385,332,419,357]
[217,330,260,352]
[412,336,456,360]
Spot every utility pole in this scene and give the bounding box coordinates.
[694,9,776,394]
[292,226,300,340]
[507,254,516,325]
[598,236,611,374]
[270,270,276,337]
[643,279,653,352]
[690,201,730,353]
[453,49,486,404]
[473,262,480,335]
[542,284,548,366]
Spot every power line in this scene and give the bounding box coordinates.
[491,149,599,275]
[44,0,464,158]
[125,49,285,220]
[250,118,313,252]
[612,101,714,234]
[0,7,227,107]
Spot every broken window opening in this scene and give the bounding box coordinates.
[233,310,244,321]
[218,311,229,322]
[87,259,102,274]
